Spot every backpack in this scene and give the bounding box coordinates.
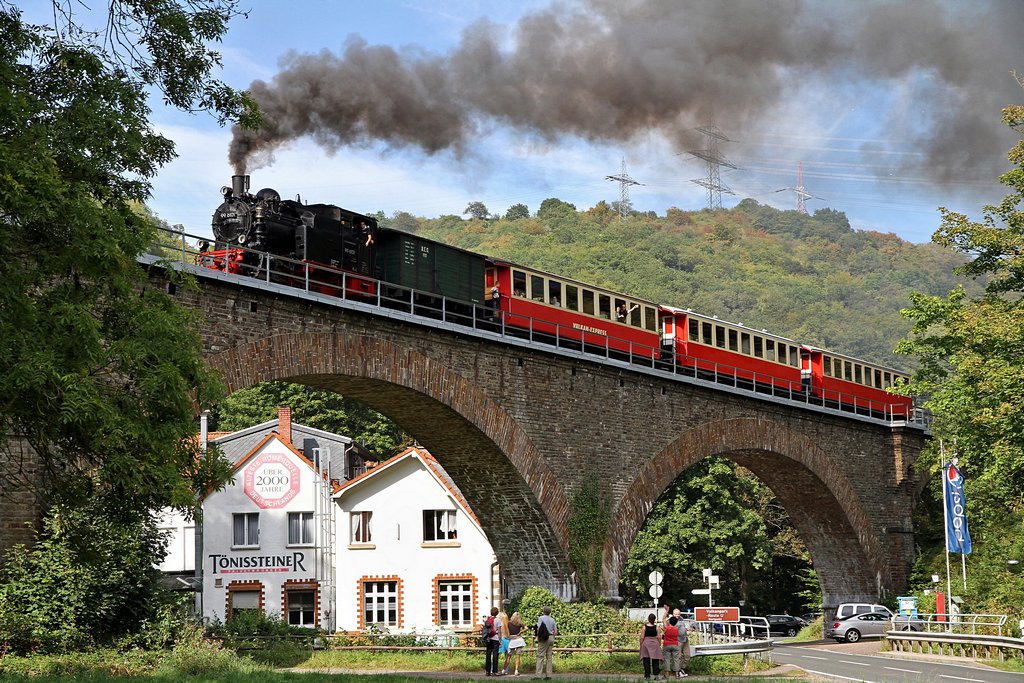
[537,619,550,642]
[480,616,494,645]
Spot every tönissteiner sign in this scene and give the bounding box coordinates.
[244,452,300,508]
[208,552,307,574]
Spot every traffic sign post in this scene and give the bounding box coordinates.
[649,571,663,613]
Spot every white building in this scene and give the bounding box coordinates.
[334,446,498,633]
[159,407,499,632]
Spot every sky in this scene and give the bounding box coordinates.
[37,0,1024,244]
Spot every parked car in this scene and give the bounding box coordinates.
[835,602,893,620]
[831,611,922,643]
[766,614,806,637]
[738,616,770,639]
[800,612,822,623]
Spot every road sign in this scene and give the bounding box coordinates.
[695,606,740,622]
[691,588,711,595]
[649,585,664,599]
[649,571,663,585]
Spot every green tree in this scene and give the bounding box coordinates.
[0,4,252,514]
[214,381,410,458]
[897,98,1024,513]
[464,201,491,220]
[0,501,168,653]
[504,203,530,220]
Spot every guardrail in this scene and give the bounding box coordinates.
[144,227,929,430]
[887,630,1024,662]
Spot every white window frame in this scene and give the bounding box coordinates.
[350,511,373,544]
[437,580,473,627]
[232,512,259,548]
[288,511,314,546]
[286,589,317,627]
[423,509,457,542]
[362,580,398,626]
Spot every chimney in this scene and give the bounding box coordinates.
[278,406,292,445]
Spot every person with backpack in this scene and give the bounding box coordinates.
[534,605,557,679]
[484,606,501,675]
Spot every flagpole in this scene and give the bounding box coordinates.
[940,442,953,620]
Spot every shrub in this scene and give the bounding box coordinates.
[510,586,635,648]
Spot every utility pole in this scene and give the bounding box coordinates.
[605,157,643,222]
[687,125,737,210]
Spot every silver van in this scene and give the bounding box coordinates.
[836,603,892,619]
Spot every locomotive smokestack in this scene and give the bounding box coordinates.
[232,175,250,198]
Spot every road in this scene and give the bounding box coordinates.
[771,639,1024,683]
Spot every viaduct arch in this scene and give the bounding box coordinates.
[172,263,927,613]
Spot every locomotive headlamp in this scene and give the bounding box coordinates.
[221,185,232,197]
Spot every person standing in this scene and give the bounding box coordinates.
[535,605,557,679]
[496,610,509,675]
[504,612,526,676]
[640,613,664,680]
[484,606,501,676]
[489,283,502,317]
[662,615,681,678]
[663,606,690,678]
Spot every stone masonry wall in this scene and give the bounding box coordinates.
[161,267,928,604]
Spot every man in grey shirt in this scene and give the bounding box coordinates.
[535,605,557,678]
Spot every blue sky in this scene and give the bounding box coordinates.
[33,1,1024,244]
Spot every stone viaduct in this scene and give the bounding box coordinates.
[161,260,927,618]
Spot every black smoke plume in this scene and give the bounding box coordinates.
[229,0,1023,188]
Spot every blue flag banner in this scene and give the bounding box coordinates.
[944,464,972,554]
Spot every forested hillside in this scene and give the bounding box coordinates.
[382,198,974,369]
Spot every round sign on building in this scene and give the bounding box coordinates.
[243,452,301,508]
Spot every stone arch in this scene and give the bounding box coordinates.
[208,331,578,600]
[604,417,888,608]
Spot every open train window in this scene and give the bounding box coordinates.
[753,336,763,358]
[741,332,751,355]
[689,319,699,342]
[598,295,611,319]
[790,346,799,367]
[823,356,832,377]
[874,369,882,387]
[565,285,579,311]
[766,339,776,361]
[855,365,863,384]
[728,329,738,352]
[843,362,852,381]
[883,372,892,388]
[530,275,544,302]
[512,271,526,297]
[702,322,712,345]
[715,326,726,349]
[779,342,787,362]
[582,289,595,315]
[630,304,642,327]
[549,281,562,307]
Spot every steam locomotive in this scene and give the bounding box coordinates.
[200,175,914,419]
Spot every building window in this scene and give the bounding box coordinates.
[437,580,473,627]
[351,511,372,544]
[289,512,314,546]
[423,510,457,541]
[232,512,259,548]
[362,580,398,626]
[286,589,317,627]
[229,589,261,619]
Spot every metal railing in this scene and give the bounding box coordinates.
[887,613,1009,636]
[887,630,1024,662]
[145,228,930,430]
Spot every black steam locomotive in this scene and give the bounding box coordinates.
[202,175,484,303]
